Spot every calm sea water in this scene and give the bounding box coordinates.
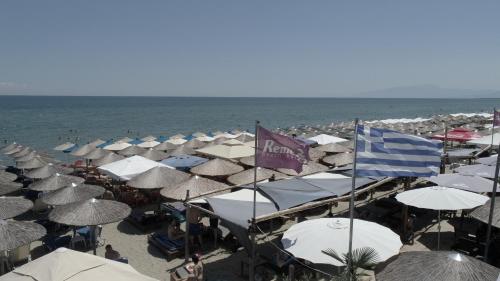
[1,96,499,154]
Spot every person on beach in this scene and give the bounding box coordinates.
[187,207,204,248]
[188,254,204,281]
[104,244,121,260]
[167,220,184,241]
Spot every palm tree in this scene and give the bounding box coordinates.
[321,247,379,281]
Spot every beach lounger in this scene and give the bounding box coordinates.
[126,210,169,232]
[147,232,184,259]
[42,235,72,252]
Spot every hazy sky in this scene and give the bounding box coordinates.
[1,1,499,96]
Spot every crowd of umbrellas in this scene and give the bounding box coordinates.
[1,112,500,280]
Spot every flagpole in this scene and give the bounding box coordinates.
[249,120,259,281]
[484,139,500,261]
[348,118,359,280]
[490,108,496,154]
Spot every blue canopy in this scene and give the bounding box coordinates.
[161,154,209,170]
[96,139,114,148]
[128,138,143,145]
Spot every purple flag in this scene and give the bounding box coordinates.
[255,126,309,173]
[494,109,500,127]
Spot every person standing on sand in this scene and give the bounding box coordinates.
[188,254,204,281]
[187,207,204,248]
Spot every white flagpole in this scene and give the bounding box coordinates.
[484,139,500,261]
[348,118,359,279]
[491,108,496,153]
[249,120,259,281]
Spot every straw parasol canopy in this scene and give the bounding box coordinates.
[470,198,500,228]
[153,141,178,151]
[83,148,110,160]
[71,144,96,157]
[0,197,33,219]
[41,183,105,206]
[0,181,23,196]
[139,148,169,161]
[118,145,147,156]
[235,134,255,143]
[222,139,245,146]
[239,156,255,167]
[0,220,46,251]
[141,135,157,142]
[376,251,500,281]
[127,166,190,189]
[316,143,351,153]
[104,141,132,151]
[1,142,19,153]
[29,173,85,192]
[17,156,49,169]
[167,138,187,145]
[278,162,329,176]
[168,145,196,156]
[190,158,244,176]
[25,163,73,179]
[137,140,160,148]
[160,175,230,200]
[184,139,207,149]
[11,147,33,158]
[170,134,185,140]
[93,153,125,166]
[53,142,76,151]
[4,145,23,155]
[0,170,17,182]
[14,151,39,162]
[211,137,229,145]
[322,152,354,167]
[227,167,288,186]
[49,199,131,226]
[308,147,327,161]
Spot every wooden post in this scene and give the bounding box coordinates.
[184,190,190,263]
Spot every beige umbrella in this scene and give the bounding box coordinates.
[1,142,19,153]
[223,139,245,146]
[160,175,230,200]
[211,137,229,145]
[196,144,254,159]
[192,132,206,138]
[168,145,196,156]
[11,147,33,158]
[227,167,288,186]
[170,134,186,140]
[0,182,23,196]
[308,147,327,161]
[25,163,73,179]
[153,141,178,151]
[0,170,17,182]
[0,247,158,281]
[29,173,85,192]
[471,198,500,228]
[118,145,147,156]
[4,145,23,155]
[322,152,354,167]
[278,162,329,176]
[316,143,351,153]
[93,153,125,166]
[88,139,106,147]
[139,148,169,161]
[137,140,160,148]
[190,158,244,176]
[184,139,206,149]
[14,151,39,162]
[53,142,76,151]
[127,166,190,189]
[103,141,131,151]
[17,156,48,169]
[235,134,255,143]
[83,148,110,160]
[166,138,187,145]
[0,197,33,219]
[49,199,131,226]
[41,183,105,206]
[71,144,96,157]
[141,135,157,142]
[239,156,255,167]
[0,220,46,251]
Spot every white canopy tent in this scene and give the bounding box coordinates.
[467,133,500,147]
[97,155,171,181]
[307,134,348,145]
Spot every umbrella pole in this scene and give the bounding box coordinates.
[185,190,190,263]
[437,210,441,250]
[490,108,496,154]
[348,118,360,280]
[249,120,259,281]
[484,141,500,261]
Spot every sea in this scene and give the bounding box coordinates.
[1,96,499,156]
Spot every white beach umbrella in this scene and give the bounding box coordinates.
[137,140,160,148]
[196,136,215,142]
[396,186,489,249]
[0,247,157,281]
[455,164,498,179]
[307,134,348,145]
[466,133,500,147]
[282,218,402,266]
[97,155,170,181]
[476,155,498,166]
[166,138,187,145]
[53,142,75,151]
[103,141,132,151]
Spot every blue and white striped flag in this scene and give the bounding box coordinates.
[355,125,442,177]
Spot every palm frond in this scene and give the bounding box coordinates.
[350,247,379,269]
[322,248,346,265]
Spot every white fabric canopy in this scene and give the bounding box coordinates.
[282,218,402,266]
[206,189,277,227]
[97,155,171,181]
[53,142,75,151]
[166,138,187,145]
[303,172,349,179]
[467,133,500,147]
[196,144,254,159]
[214,133,238,139]
[103,142,132,151]
[307,134,348,145]
[396,186,488,210]
[0,247,157,281]
[137,140,160,148]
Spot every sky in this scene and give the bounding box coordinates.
[0,1,499,97]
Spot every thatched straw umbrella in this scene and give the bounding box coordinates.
[227,167,288,186]
[139,148,169,161]
[277,162,329,176]
[235,134,255,143]
[168,145,196,156]
[53,142,76,151]
[471,198,500,228]
[160,175,229,200]
[166,138,187,145]
[137,140,160,148]
[92,153,125,166]
[184,139,207,149]
[239,156,255,167]
[29,173,85,192]
[376,251,500,281]
[1,142,19,153]
[127,166,190,189]
[170,134,185,140]
[25,163,73,179]
[316,143,351,153]
[41,183,105,206]
[82,148,110,160]
[211,137,229,145]
[190,158,244,177]
[308,147,327,161]
[14,151,39,162]
[0,220,46,251]
[0,170,17,182]
[17,156,48,169]
[0,181,23,196]
[11,147,33,158]
[322,152,354,167]
[71,144,96,157]
[141,135,157,142]
[118,145,147,157]
[0,197,33,219]
[153,141,178,151]
[49,199,131,226]
[4,145,23,155]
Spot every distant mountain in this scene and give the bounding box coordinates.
[352,85,498,99]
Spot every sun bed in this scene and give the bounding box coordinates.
[125,209,170,232]
[147,232,184,259]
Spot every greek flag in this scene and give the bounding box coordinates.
[355,125,442,177]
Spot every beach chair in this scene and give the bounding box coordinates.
[70,235,87,249]
[147,232,184,259]
[42,235,72,252]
